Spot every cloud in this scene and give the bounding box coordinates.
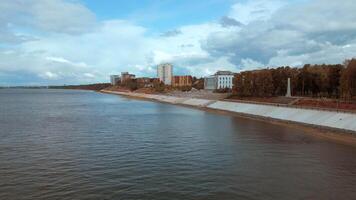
[220,16,243,27]
[84,73,95,78]
[28,0,96,34]
[39,71,59,80]
[46,56,88,68]
[160,29,182,37]
[240,58,265,71]
[1,0,356,85]
[0,19,148,84]
[228,0,286,25]
[203,0,356,71]
[0,0,96,45]
[0,29,37,44]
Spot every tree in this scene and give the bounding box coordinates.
[192,78,204,90]
[232,60,355,100]
[153,81,165,93]
[121,78,138,91]
[341,59,356,100]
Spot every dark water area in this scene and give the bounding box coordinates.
[0,89,355,200]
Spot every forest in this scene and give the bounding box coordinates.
[233,59,356,100]
[49,83,111,91]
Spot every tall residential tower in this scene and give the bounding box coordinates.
[157,63,173,85]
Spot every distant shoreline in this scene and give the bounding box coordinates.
[100,89,356,147]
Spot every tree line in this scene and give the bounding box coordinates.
[233,59,356,100]
[49,83,111,91]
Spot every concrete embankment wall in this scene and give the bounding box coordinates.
[101,90,356,134]
[208,101,356,133]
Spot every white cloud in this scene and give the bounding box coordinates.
[0,0,96,36]
[204,0,356,69]
[46,56,88,68]
[1,0,356,85]
[83,73,95,78]
[39,71,59,80]
[228,0,286,24]
[240,58,265,71]
[184,56,236,77]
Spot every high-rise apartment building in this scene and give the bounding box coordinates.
[157,64,173,85]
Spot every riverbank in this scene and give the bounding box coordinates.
[100,89,356,146]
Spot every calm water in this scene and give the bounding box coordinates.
[0,89,355,200]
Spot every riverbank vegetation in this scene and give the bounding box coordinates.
[233,59,356,101]
[49,83,111,91]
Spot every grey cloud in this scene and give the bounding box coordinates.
[29,0,96,34]
[0,0,96,40]
[160,29,182,37]
[203,0,356,69]
[175,56,213,66]
[307,30,356,46]
[0,48,99,86]
[251,9,268,15]
[180,44,194,48]
[0,30,32,44]
[173,66,191,76]
[0,30,36,44]
[220,16,243,27]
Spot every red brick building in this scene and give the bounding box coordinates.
[172,76,192,87]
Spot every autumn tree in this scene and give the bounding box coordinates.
[232,62,348,99]
[341,59,356,100]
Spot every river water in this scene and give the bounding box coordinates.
[0,89,355,200]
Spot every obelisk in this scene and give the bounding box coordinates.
[286,78,291,97]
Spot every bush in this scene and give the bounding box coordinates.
[153,81,165,93]
[214,88,232,93]
[120,79,138,91]
[180,86,192,92]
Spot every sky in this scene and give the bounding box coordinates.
[0,0,356,86]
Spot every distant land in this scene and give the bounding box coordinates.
[48,83,111,91]
[0,83,110,91]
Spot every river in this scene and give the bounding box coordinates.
[0,89,355,199]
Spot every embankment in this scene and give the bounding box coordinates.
[101,90,356,144]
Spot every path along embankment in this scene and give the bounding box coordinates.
[101,90,356,138]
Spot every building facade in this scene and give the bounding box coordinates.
[204,76,216,90]
[172,75,192,87]
[157,63,173,85]
[136,77,152,88]
[121,72,135,83]
[204,71,234,90]
[215,71,234,89]
[110,75,121,85]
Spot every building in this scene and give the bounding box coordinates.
[215,71,234,89]
[136,77,152,88]
[121,72,135,83]
[157,63,173,85]
[172,75,192,87]
[204,76,216,90]
[110,75,121,85]
[204,71,234,90]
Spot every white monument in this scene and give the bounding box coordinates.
[286,78,291,97]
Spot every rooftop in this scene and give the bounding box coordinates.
[215,71,234,75]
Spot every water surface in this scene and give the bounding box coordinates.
[0,89,355,199]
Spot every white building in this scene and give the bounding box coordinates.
[157,63,173,85]
[204,71,234,90]
[215,71,234,89]
[204,76,216,90]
